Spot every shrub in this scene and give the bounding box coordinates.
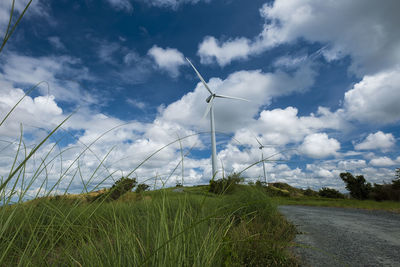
[209,173,242,194]
[303,188,319,197]
[370,183,400,202]
[340,172,371,200]
[135,183,150,193]
[318,187,345,199]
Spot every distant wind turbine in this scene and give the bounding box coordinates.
[186,58,249,178]
[255,136,267,184]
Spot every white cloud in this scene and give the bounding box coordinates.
[126,98,146,110]
[370,157,396,167]
[98,42,121,64]
[161,64,316,132]
[0,88,64,138]
[343,68,400,124]
[0,0,49,31]
[337,159,367,171]
[0,52,96,105]
[48,36,66,50]
[148,45,186,78]
[198,36,252,66]
[232,106,345,148]
[354,131,396,151]
[198,0,400,74]
[299,133,340,159]
[105,0,133,13]
[140,0,209,10]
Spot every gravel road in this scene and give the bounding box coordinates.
[278,205,400,267]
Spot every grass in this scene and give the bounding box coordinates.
[0,186,298,266]
[272,195,400,213]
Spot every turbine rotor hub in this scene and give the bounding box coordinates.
[206,94,214,103]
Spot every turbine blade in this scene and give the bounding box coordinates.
[255,136,263,147]
[202,96,214,119]
[186,58,213,95]
[214,94,250,102]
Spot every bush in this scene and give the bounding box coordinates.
[303,188,319,197]
[340,172,371,200]
[318,187,345,199]
[209,173,242,194]
[370,183,400,201]
[135,183,150,193]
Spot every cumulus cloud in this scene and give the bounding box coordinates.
[299,133,340,159]
[337,159,367,171]
[343,68,400,124]
[354,131,396,151]
[198,0,400,74]
[161,64,317,132]
[198,36,252,66]
[0,52,96,104]
[148,45,186,78]
[0,88,64,138]
[255,107,344,146]
[105,0,133,13]
[370,157,396,167]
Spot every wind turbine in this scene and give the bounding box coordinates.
[255,136,267,185]
[186,58,249,178]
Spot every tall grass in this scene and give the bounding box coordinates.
[0,187,297,266]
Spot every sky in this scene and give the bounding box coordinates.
[0,0,399,197]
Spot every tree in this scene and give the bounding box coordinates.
[392,168,400,190]
[340,172,371,200]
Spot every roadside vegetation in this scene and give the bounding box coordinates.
[0,180,298,266]
[259,172,400,213]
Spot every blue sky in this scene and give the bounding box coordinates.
[0,0,399,196]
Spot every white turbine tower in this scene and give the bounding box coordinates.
[186,58,249,178]
[255,137,267,184]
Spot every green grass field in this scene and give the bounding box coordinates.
[272,196,400,213]
[0,186,299,266]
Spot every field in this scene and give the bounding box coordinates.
[0,185,299,266]
[272,196,400,213]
